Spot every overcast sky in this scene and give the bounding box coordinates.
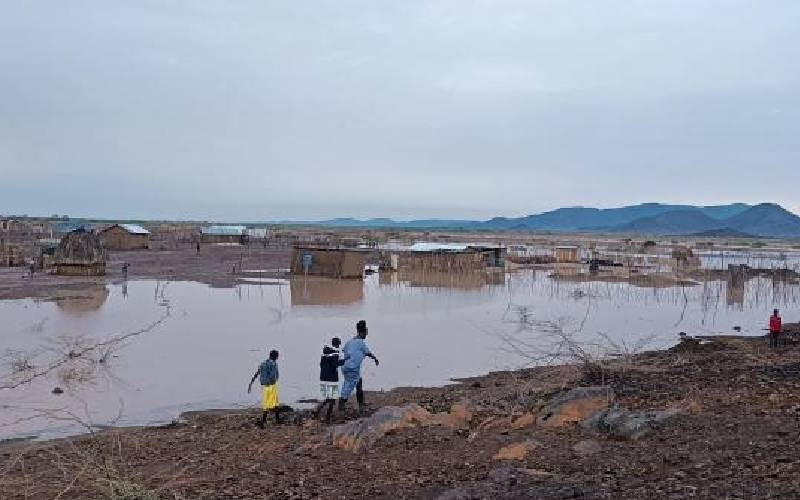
[1,1,798,221]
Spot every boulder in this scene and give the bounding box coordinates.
[537,386,613,427]
[328,404,432,452]
[328,402,474,452]
[433,402,473,429]
[493,440,538,460]
[582,407,682,440]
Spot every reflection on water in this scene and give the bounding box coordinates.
[699,249,800,271]
[2,270,799,441]
[380,269,504,290]
[290,277,363,306]
[54,286,110,315]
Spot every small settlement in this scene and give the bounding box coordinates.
[289,241,507,284]
[2,214,797,302]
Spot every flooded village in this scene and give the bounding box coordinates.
[6,1,800,497]
[2,216,800,498]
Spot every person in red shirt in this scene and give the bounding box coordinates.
[769,309,782,348]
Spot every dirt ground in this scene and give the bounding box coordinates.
[2,333,800,499]
[0,246,292,301]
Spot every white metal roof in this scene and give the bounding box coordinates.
[118,223,150,235]
[409,242,469,252]
[201,225,247,236]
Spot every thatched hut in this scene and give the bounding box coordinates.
[54,230,107,276]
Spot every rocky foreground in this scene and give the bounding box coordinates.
[2,330,800,499]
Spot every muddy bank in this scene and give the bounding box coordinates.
[0,246,291,301]
[3,332,800,499]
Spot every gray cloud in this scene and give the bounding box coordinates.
[1,1,798,220]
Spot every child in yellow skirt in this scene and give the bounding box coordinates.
[248,349,281,427]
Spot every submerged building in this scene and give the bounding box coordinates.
[290,246,367,279]
[389,243,506,272]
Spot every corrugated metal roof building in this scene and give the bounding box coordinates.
[201,225,247,244]
[117,224,150,235]
[100,224,151,251]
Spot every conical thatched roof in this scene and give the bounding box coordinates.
[54,230,107,266]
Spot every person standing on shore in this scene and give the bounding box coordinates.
[248,349,281,427]
[338,320,379,414]
[769,309,782,348]
[314,337,342,423]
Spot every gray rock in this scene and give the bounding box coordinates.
[582,406,682,440]
[328,404,433,452]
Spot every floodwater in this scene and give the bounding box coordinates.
[2,270,798,441]
[698,249,800,271]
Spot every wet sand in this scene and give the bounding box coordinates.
[2,333,800,499]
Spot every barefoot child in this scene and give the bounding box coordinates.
[248,349,281,427]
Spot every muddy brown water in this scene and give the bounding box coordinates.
[2,270,798,440]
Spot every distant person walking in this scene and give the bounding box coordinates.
[196,241,201,253]
[769,309,783,348]
[28,260,35,278]
[314,337,342,423]
[338,320,379,414]
[122,262,129,280]
[248,349,282,427]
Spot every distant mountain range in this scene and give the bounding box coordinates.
[275,203,800,238]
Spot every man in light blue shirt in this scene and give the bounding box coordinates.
[338,320,379,414]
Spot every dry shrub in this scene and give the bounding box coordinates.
[108,480,162,500]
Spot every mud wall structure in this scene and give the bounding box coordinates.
[99,226,150,251]
[291,247,366,279]
[396,250,488,273]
